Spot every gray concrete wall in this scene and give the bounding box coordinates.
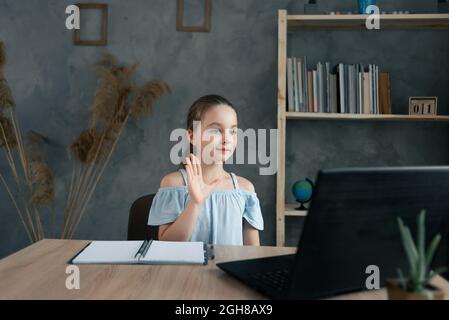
[0,0,448,258]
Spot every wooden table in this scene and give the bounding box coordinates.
[0,239,447,300]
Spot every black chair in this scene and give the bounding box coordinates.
[127,194,159,240]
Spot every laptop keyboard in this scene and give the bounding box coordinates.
[250,268,290,293]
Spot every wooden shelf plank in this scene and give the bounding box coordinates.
[276,10,288,246]
[287,14,449,30]
[284,203,308,217]
[285,112,449,122]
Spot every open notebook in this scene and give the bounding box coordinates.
[70,240,208,265]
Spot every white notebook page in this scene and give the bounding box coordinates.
[71,240,205,264]
[72,241,142,264]
[141,240,205,264]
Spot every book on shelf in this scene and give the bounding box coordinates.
[286,56,391,116]
[363,71,370,114]
[293,58,299,112]
[317,62,322,112]
[307,70,313,112]
[313,69,318,112]
[296,57,301,111]
[379,72,392,115]
[287,58,294,112]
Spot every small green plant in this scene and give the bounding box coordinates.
[396,209,447,298]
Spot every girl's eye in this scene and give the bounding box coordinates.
[230,128,238,135]
[207,128,221,135]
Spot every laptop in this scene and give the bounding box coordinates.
[216,166,449,299]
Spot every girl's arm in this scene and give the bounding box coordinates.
[158,199,202,241]
[243,220,260,246]
[158,154,221,241]
[238,177,261,246]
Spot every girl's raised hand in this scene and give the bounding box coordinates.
[185,154,221,205]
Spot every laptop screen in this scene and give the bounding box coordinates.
[287,166,449,299]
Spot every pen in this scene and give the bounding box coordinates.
[141,239,153,259]
[135,239,148,260]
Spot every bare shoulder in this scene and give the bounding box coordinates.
[236,176,256,193]
[160,170,185,187]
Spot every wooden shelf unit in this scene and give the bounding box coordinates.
[276,10,449,247]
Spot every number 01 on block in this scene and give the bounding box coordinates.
[409,97,438,116]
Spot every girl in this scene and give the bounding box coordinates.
[148,95,264,246]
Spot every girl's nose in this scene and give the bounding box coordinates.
[222,132,232,144]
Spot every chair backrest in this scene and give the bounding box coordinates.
[127,194,159,240]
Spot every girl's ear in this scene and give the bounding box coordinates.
[188,128,201,147]
[187,129,198,157]
[187,129,194,145]
[187,129,193,143]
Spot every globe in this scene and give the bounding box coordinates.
[292,178,314,210]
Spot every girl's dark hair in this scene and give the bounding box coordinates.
[180,94,237,168]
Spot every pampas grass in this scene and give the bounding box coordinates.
[0,78,15,112]
[0,42,169,241]
[0,42,5,73]
[130,80,170,118]
[27,131,55,237]
[27,131,54,207]
[0,43,14,113]
[0,42,53,242]
[62,53,170,238]
[0,114,17,148]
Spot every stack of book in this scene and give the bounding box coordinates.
[287,57,391,115]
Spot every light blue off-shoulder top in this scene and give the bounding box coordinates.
[148,169,264,245]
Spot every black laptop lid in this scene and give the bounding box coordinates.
[286,166,449,299]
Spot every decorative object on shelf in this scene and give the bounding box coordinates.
[386,210,447,300]
[439,0,449,13]
[380,11,411,15]
[397,0,437,14]
[358,0,377,14]
[328,11,359,15]
[74,3,108,46]
[176,0,211,32]
[408,97,438,116]
[304,0,319,15]
[292,178,314,210]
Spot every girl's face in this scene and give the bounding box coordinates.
[189,104,238,165]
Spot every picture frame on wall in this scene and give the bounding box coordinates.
[74,3,108,46]
[176,0,211,32]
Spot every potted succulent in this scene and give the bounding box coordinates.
[387,210,447,300]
